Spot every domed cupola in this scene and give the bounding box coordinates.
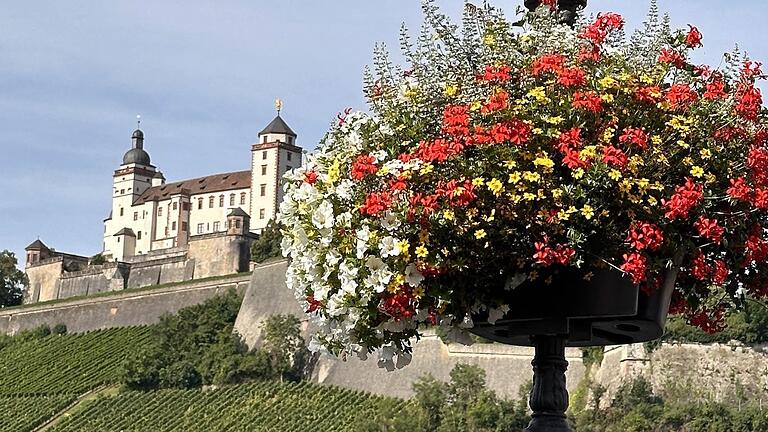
[122,125,151,166]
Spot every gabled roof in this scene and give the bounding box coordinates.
[134,170,251,205]
[114,228,136,237]
[228,207,249,218]
[259,115,296,137]
[25,239,49,251]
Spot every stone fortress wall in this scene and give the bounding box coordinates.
[11,258,768,402]
[24,232,253,304]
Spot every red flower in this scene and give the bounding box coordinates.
[747,146,768,187]
[579,12,625,45]
[306,295,323,313]
[304,171,318,184]
[572,91,603,113]
[688,306,725,334]
[658,48,685,68]
[619,127,649,149]
[690,250,710,280]
[742,60,763,79]
[666,83,698,110]
[490,120,531,145]
[712,260,729,285]
[662,178,703,220]
[746,226,768,264]
[532,53,566,76]
[533,241,575,266]
[726,177,752,202]
[626,221,664,251]
[351,155,378,180]
[563,148,589,169]
[557,67,586,87]
[752,188,768,209]
[359,191,392,217]
[482,90,510,113]
[379,289,415,320]
[555,128,582,153]
[735,85,762,121]
[694,216,725,243]
[620,252,648,284]
[479,64,511,82]
[602,145,628,169]
[685,25,703,48]
[443,105,471,136]
[635,86,662,104]
[703,77,727,100]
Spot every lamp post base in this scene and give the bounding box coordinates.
[524,336,572,432]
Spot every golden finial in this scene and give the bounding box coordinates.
[275,98,283,115]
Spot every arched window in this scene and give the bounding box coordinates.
[240,192,246,205]
[219,195,224,207]
[209,196,214,208]
[229,194,235,206]
[198,198,203,210]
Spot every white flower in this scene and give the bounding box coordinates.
[336,211,352,228]
[405,263,424,287]
[312,200,335,230]
[378,236,400,257]
[356,226,370,259]
[380,211,401,232]
[335,180,355,200]
[487,305,510,325]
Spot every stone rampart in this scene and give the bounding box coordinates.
[188,233,252,279]
[0,273,251,335]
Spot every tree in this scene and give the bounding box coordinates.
[251,219,282,263]
[0,250,26,307]
[261,314,307,382]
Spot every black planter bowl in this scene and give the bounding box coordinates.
[469,265,680,347]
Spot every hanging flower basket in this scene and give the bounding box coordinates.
[279,1,768,369]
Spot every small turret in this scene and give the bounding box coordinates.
[227,208,250,235]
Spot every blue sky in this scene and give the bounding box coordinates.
[1,0,767,268]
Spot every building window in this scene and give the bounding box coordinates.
[173,202,178,210]
[240,192,246,205]
[198,198,203,209]
[287,152,292,161]
[262,136,267,143]
[259,209,265,219]
[182,202,190,211]
[133,212,138,221]
[120,208,124,217]
[197,223,204,234]
[120,189,125,194]
[209,196,214,208]
[262,151,267,160]
[288,136,294,145]
[181,222,188,232]
[219,195,224,207]
[229,194,235,206]
[172,221,177,231]
[260,184,266,196]
[137,231,142,240]
[235,220,241,229]
[213,221,220,232]
[261,165,267,175]
[158,207,163,217]
[117,237,120,243]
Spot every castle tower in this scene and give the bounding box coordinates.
[250,101,303,232]
[103,123,161,261]
[25,239,52,267]
[227,208,251,235]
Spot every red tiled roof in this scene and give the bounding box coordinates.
[134,170,251,204]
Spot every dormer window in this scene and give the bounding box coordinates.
[288,136,294,145]
[262,136,267,143]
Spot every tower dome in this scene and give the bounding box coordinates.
[122,128,151,166]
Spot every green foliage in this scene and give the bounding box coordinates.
[49,382,406,432]
[251,219,283,263]
[662,302,768,345]
[0,326,152,395]
[361,363,529,432]
[52,323,68,335]
[262,314,309,382]
[580,347,604,369]
[0,394,76,432]
[0,250,26,307]
[88,253,106,265]
[571,377,768,431]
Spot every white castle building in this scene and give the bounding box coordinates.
[102,111,303,261]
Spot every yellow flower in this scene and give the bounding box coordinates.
[573,168,585,179]
[529,270,539,280]
[557,210,570,221]
[608,169,622,181]
[599,76,617,88]
[651,135,662,146]
[504,160,517,169]
[682,157,693,166]
[544,116,564,125]
[690,166,704,177]
[419,230,429,243]
[551,189,563,199]
[445,84,459,97]
[508,171,522,184]
[420,163,434,175]
[412,286,425,299]
[700,148,712,159]
[486,178,504,195]
[581,146,597,159]
[443,209,455,221]
[470,101,482,111]
[326,160,340,184]
[532,127,544,135]
[415,244,428,258]
[483,34,496,46]
[472,177,486,187]
[533,155,555,170]
[397,239,410,255]
[677,140,690,149]
[474,229,487,240]
[602,128,615,142]
[647,196,658,206]
[523,192,537,201]
[581,205,595,220]
[705,173,717,184]
[619,179,632,193]
[601,93,615,103]
[636,178,650,191]
[523,171,541,182]
[527,87,548,102]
